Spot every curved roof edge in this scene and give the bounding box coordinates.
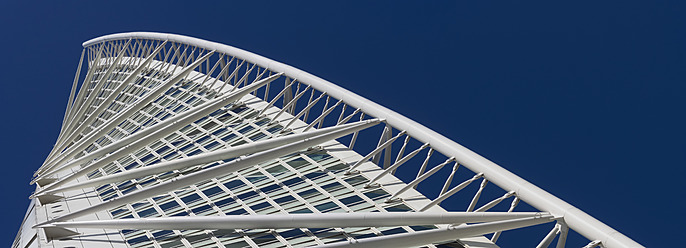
[83,32,642,248]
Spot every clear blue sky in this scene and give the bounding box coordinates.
[1,1,683,247]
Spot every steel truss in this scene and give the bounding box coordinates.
[12,32,642,248]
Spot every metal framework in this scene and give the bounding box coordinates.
[13,32,643,248]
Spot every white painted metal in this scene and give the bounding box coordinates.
[284,91,326,129]
[557,222,569,248]
[35,50,216,177]
[81,32,643,248]
[474,191,516,213]
[36,118,381,225]
[59,49,85,135]
[15,32,642,248]
[415,148,434,181]
[490,197,520,243]
[304,99,342,131]
[257,78,296,116]
[36,72,280,192]
[421,173,484,211]
[58,39,132,145]
[440,162,460,195]
[468,179,489,212]
[39,46,104,168]
[387,157,455,202]
[317,215,554,248]
[537,224,561,248]
[367,143,429,186]
[348,130,407,172]
[55,41,169,153]
[43,212,545,230]
[36,120,378,196]
[584,240,603,248]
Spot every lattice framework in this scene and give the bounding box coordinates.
[12,32,643,248]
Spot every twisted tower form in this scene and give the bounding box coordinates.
[13,32,643,248]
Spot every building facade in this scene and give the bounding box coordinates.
[13,32,642,248]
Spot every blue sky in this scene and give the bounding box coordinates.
[1,1,683,247]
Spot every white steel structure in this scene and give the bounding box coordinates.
[13,32,642,248]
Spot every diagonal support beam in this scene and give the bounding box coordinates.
[347,130,407,173]
[304,99,342,131]
[35,73,280,192]
[36,120,372,196]
[59,49,85,135]
[272,85,312,121]
[40,45,106,168]
[583,240,603,248]
[63,44,105,132]
[387,157,455,202]
[317,214,554,248]
[490,196,520,243]
[467,179,489,212]
[474,191,516,212]
[70,45,105,124]
[337,107,361,125]
[35,118,381,225]
[367,143,430,187]
[59,39,132,143]
[55,41,169,152]
[420,172,484,211]
[258,78,296,116]
[284,91,326,129]
[372,125,392,166]
[42,47,209,170]
[36,50,216,177]
[537,224,562,248]
[556,222,569,248]
[415,148,434,180]
[440,162,460,195]
[40,212,546,230]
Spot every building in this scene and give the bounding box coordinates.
[13,32,642,248]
